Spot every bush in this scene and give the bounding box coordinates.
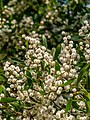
[0,0,90,120]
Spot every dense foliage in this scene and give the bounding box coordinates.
[0,0,90,120]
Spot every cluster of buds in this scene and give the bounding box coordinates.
[59,32,79,80]
[78,20,90,62]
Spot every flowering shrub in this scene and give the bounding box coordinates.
[0,0,90,120]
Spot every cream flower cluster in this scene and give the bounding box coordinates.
[4,61,26,100]
[78,20,90,62]
[59,33,79,79]
[1,32,89,119]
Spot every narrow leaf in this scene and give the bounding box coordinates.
[26,70,33,88]
[42,35,47,48]
[80,85,89,100]
[0,74,7,83]
[61,79,74,87]
[77,62,90,84]
[72,101,79,110]
[86,101,90,116]
[10,57,24,62]
[0,85,3,94]
[25,41,29,48]
[27,78,33,88]
[66,98,72,113]
[51,48,56,57]
[0,97,17,103]
[0,53,7,60]
[86,72,90,92]
[55,60,60,71]
[41,60,45,70]
[53,44,61,60]
[39,90,45,95]
[0,0,3,10]
[88,93,90,100]
[29,97,40,103]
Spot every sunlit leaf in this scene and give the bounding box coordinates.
[0,69,4,73]
[66,98,72,113]
[0,0,3,10]
[51,48,56,57]
[87,93,90,100]
[86,101,90,116]
[0,97,17,103]
[61,79,74,87]
[0,85,3,94]
[39,90,45,95]
[25,41,29,48]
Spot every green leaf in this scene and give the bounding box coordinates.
[0,97,17,103]
[86,101,90,116]
[86,72,90,92]
[55,60,60,71]
[11,101,23,111]
[27,78,33,88]
[41,60,45,70]
[66,98,72,113]
[0,74,7,79]
[83,88,90,100]
[51,48,56,57]
[53,44,61,60]
[42,35,47,48]
[24,83,29,90]
[61,79,74,87]
[0,74,7,83]
[0,0,3,10]
[0,53,7,60]
[39,90,45,95]
[25,41,29,48]
[80,85,89,100]
[71,35,80,41]
[9,57,25,66]
[77,62,90,85]
[26,70,32,78]
[72,101,79,110]
[87,93,90,100]
[25,69,33,88]
[0,85,3,94]
[29,97,40,103]
[10,57,24,63]
[0,69,4,73]
[38,80,44,90]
